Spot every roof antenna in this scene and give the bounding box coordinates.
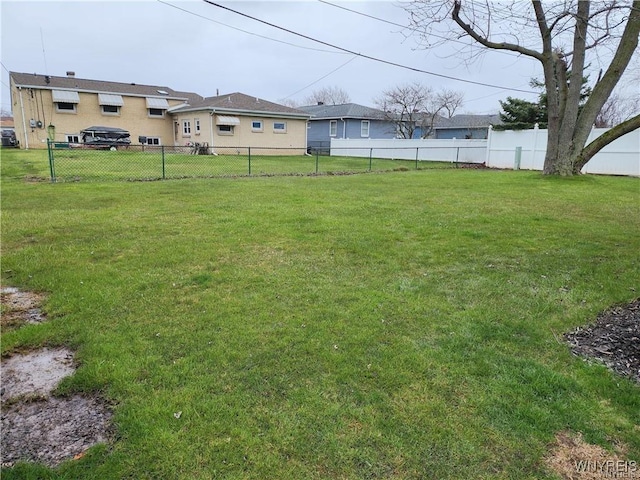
[40,27,49,76]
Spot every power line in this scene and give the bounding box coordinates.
[317,0,521,60]
[282,55,358,100]
[157,0,348,55]
[202,1,536,94]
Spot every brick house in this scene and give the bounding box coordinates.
[9,71,309,151]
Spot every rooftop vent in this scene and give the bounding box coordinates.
[317,101,324,105]
[157,89,169,95]
[66,71,75,78]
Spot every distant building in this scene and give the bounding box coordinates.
[434,114,502,139]
[9,71,309,151]
[298,103,397,151]
[0,116,15,130]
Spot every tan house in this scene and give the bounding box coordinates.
[171,93,309,155]
[9,71,309,152]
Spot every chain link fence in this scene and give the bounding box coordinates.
[46,141,483,182]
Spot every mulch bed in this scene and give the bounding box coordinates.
[565,298,640,384]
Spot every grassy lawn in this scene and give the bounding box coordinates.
[1,148,639,479]
[40,148,447,182]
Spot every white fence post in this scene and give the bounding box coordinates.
[485,125,493,167]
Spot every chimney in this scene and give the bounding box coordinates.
[45,75,51,84]
[66,71,75,78]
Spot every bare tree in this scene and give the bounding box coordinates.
[277,98,301,109]
[375,82,465,138]
[303,86,351,106]
[437,89,465,118]
[405,0,640,175]
[595,93,639,127]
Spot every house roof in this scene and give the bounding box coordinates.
[0,116,14,129]
[298,103,387,120]
[10,71,202,103]
[170,92,310,118]
[436,114,502,129]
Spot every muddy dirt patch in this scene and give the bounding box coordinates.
[1,345,113,468]
[0,286,46,329]
[1,395,113,467]
[565,299,640,384]
[545,431,638,479]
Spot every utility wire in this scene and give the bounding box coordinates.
[317,0,521,59]
[202,1,536,94]
[282,55,358,100]
[157,0,348,55]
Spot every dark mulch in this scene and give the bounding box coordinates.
[565,299,640,384]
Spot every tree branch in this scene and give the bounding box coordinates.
[574,114,640,172]
[451,1,544,60]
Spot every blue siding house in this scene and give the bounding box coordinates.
[298,103,397,151]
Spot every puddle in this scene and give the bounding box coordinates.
[1,348,75,401]
[1,287,113,468]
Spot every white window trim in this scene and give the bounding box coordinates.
[273,121,287,133]
[217,125,235,135]
[56,102,77,113]
[361,120,370,137]
[101,105,120,116]
[183,120,191,137]
[145,137,161,145]
[329,120,337,137]
[251,120,264,132]
[148,108,165,118]
[65,134,80,143]
[195,119,201,135]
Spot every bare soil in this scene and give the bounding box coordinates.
[0,286,46,330]
[545,431,637,479]
[565,298,640,384]
[1,287,113,468]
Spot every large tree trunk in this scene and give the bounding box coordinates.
[542,0,640,175]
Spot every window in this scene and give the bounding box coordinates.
[56,102,77,113]
[145,137,160,145]
[252,120,263,132]
[195,119,201,134]
[101,105,120,115]
[183,120,191,136]
[329,120,337,136]
[52,90,79,113]
[361,120,370,137]
[66,134,80,143]
[273,121,287,133]
[148,108,164,118]
[217,125,234,135]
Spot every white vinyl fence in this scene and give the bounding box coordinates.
[330,127,639,176]
[486,125,640,176]
[330,138,487,164]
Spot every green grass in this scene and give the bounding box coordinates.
[39,148,450,182]
[1,148,639,479]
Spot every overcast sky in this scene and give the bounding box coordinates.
[0,0,586,115]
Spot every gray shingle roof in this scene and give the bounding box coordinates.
[436,114,502,129]
[10,71,202,102]
[170,92,309,118]
[298,103,387,120]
